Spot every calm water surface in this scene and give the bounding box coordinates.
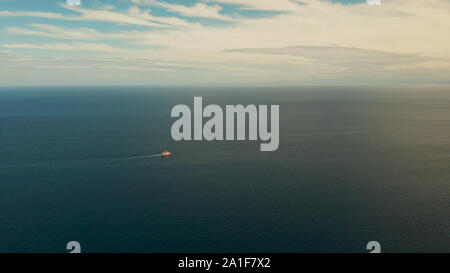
[0,86,449,252]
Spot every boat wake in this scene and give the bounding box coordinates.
[113,154,163,160]
[1,153,169,170]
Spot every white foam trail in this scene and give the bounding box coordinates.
[115,154,162,160]
[1,154,164,170]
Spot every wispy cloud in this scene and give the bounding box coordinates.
[204,0,303,12]
[132,0,235,21]
[226,45,450,77]
[6,24,145,41]
[0,10,68,20]
[0,5,189,28]
[2,42,123,52]
[226,46,450,68]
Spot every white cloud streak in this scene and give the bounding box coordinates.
[6,24,145,41]
[0,5,189,28]
[132,0,235,21]
[2,42,122,52]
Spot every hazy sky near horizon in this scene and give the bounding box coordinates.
[0,0,449,86]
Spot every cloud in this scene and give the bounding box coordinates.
[3,0,450,56]
[225,45,450,84]
[0,10,68,20]
[0,5,189,28]
[1,0,450,85]
[2,42,122,52]
[203,0,303,11]
[0,51,10,59]
[226,46,450,68]
[60,4,168,27]
[132,0,234,21]
[6,24,145,41]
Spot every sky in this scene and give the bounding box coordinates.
[0,0,449,86]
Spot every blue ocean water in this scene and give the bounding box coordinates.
[0,86,449,252]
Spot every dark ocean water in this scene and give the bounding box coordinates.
[0,86,449,253]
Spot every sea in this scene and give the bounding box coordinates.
[0,86,449,252]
